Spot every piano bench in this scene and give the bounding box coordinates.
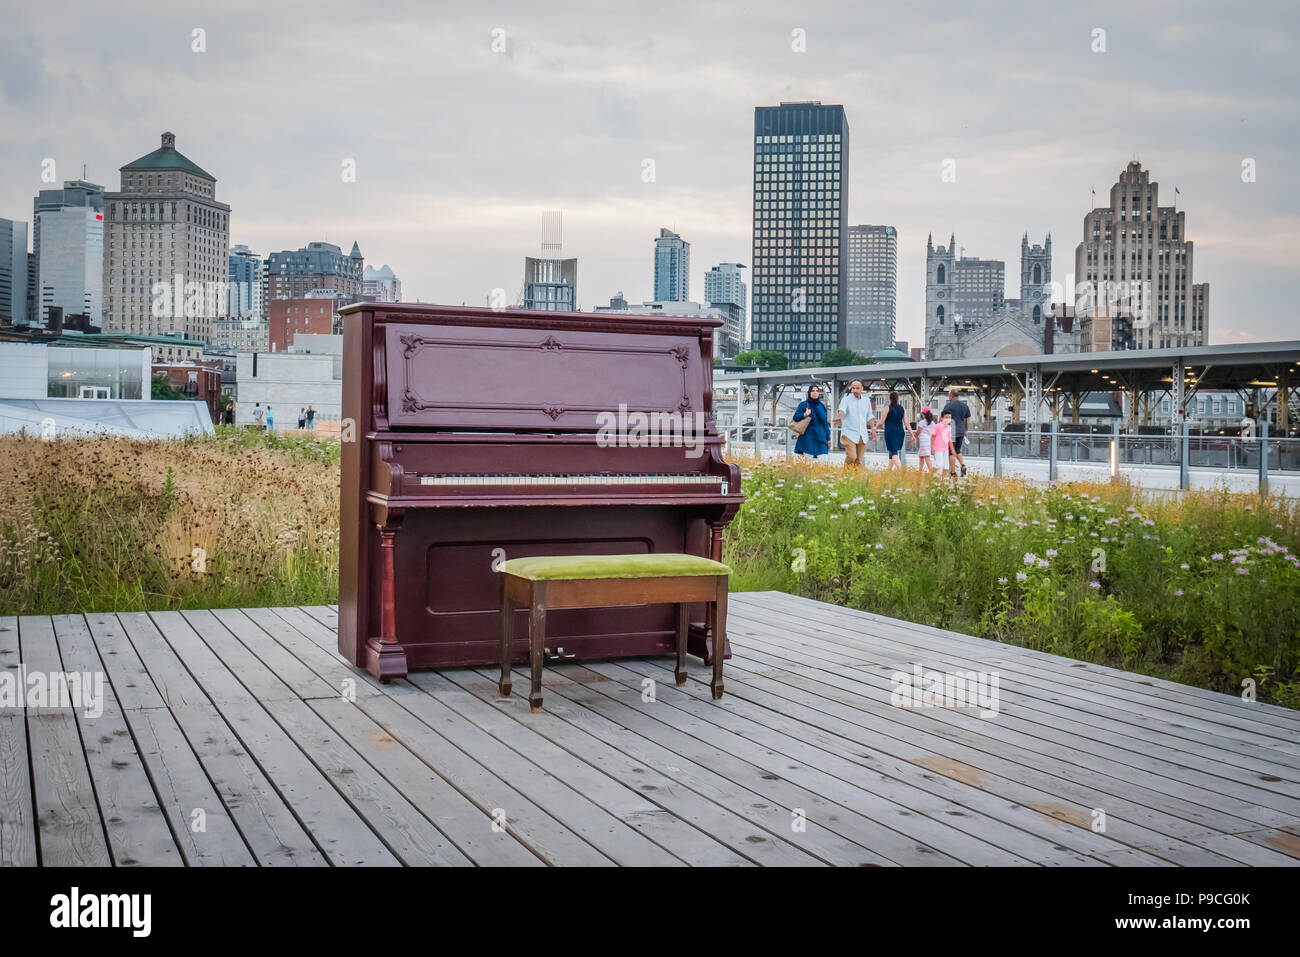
[495,554,732,713]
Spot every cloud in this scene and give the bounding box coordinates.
[0,0,1297,341]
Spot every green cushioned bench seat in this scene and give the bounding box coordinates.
[497,553,731,581]
[498,551,732,712]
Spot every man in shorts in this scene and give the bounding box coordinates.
[941,388,972,477]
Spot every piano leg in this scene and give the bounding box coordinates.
[365,522,409,681]
[529,582,547,713]
[675,602,689,685]
[711,575,728,700]
[701,522,733,665]
[498,575,513,698]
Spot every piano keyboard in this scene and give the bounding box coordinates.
[419,473,724,487]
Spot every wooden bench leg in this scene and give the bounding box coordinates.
[711,575,727,700]
[529,583,547,713]
[498,575,513,698]
[675,602,690,685]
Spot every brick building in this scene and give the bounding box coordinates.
[269,296,338,352]
[153,358,223,422]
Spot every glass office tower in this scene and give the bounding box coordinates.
[750,102,849,367]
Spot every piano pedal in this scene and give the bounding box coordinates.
[544,646,577,662]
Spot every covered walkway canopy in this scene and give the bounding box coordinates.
[716,340,1300,433]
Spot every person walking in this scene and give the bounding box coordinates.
[935,409,957,479]
[834,380,872,468]
[941,387,972,477]
[265,406,275,432]
[251,402,264,431]
[306,405,316,430]
[873,390,913,472]
[792,385,831,462]
[298,408,307,430]
[916,407,937,476]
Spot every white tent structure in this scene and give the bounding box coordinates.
[0,398,215,440]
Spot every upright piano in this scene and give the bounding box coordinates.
[338,302,743,680]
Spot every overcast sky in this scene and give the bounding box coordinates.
[3,1,1297,345]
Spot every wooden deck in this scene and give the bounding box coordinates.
[2,592,1299,867]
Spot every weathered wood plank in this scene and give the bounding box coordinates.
[348,692,613,866]
[19,616,110,866]
[308,697,544,866]
[251,607,614,866]
[468,665,897,866]
[747,592,1300,741]
[411,671,752,866]
[51,614,181,866]
[86,614,311,865]
[482,661,962,865]
[749,591,1300,730]
[724,612,1282,838]
[372,676,684,866]
[0,713,37,867]
[261,697,473,866]
[728,606,1300,822]
[0,617,37,867]
[444,668,825,866]
[127,705,256,866]
[199,609,338,701]
[607,655,1142,864]
[588,659,1095,866]
[146,611,399,866]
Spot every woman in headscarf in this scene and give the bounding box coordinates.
[793,384,831,461]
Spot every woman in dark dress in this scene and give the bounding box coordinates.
[874,390,914,471]
[792,385,831,461]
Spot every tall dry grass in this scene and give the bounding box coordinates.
[0,432,339,613]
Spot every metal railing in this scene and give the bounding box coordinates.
[719,418,1300,490]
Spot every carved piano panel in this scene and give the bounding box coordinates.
[385,324,706,431]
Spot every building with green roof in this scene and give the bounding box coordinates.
[103,133,230,346]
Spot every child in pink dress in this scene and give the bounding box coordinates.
[931,413,952,475]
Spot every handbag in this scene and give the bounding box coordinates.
[789,414,811,436]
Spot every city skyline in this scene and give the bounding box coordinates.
[2,2,1297,345]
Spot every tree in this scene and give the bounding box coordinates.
[820,347,873,368]
[151,374,186,401]
[734,349,788,371]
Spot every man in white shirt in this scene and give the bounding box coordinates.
[834,380,872,467]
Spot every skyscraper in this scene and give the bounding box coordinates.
[228,244,266,319]
[0,218,28,326]
[750,101,849,367]
[846,225,897,354]
[653,228,690,302]
[34,181,105,327]
[704,262,747,356]
[1075,161,1208,350]
[103,132,230,342]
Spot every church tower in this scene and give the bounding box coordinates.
[1019,233,1051,324]
[925,232,956,349]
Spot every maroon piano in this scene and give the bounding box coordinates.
[338,302,743,680]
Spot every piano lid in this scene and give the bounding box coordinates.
[380,313,711,432]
